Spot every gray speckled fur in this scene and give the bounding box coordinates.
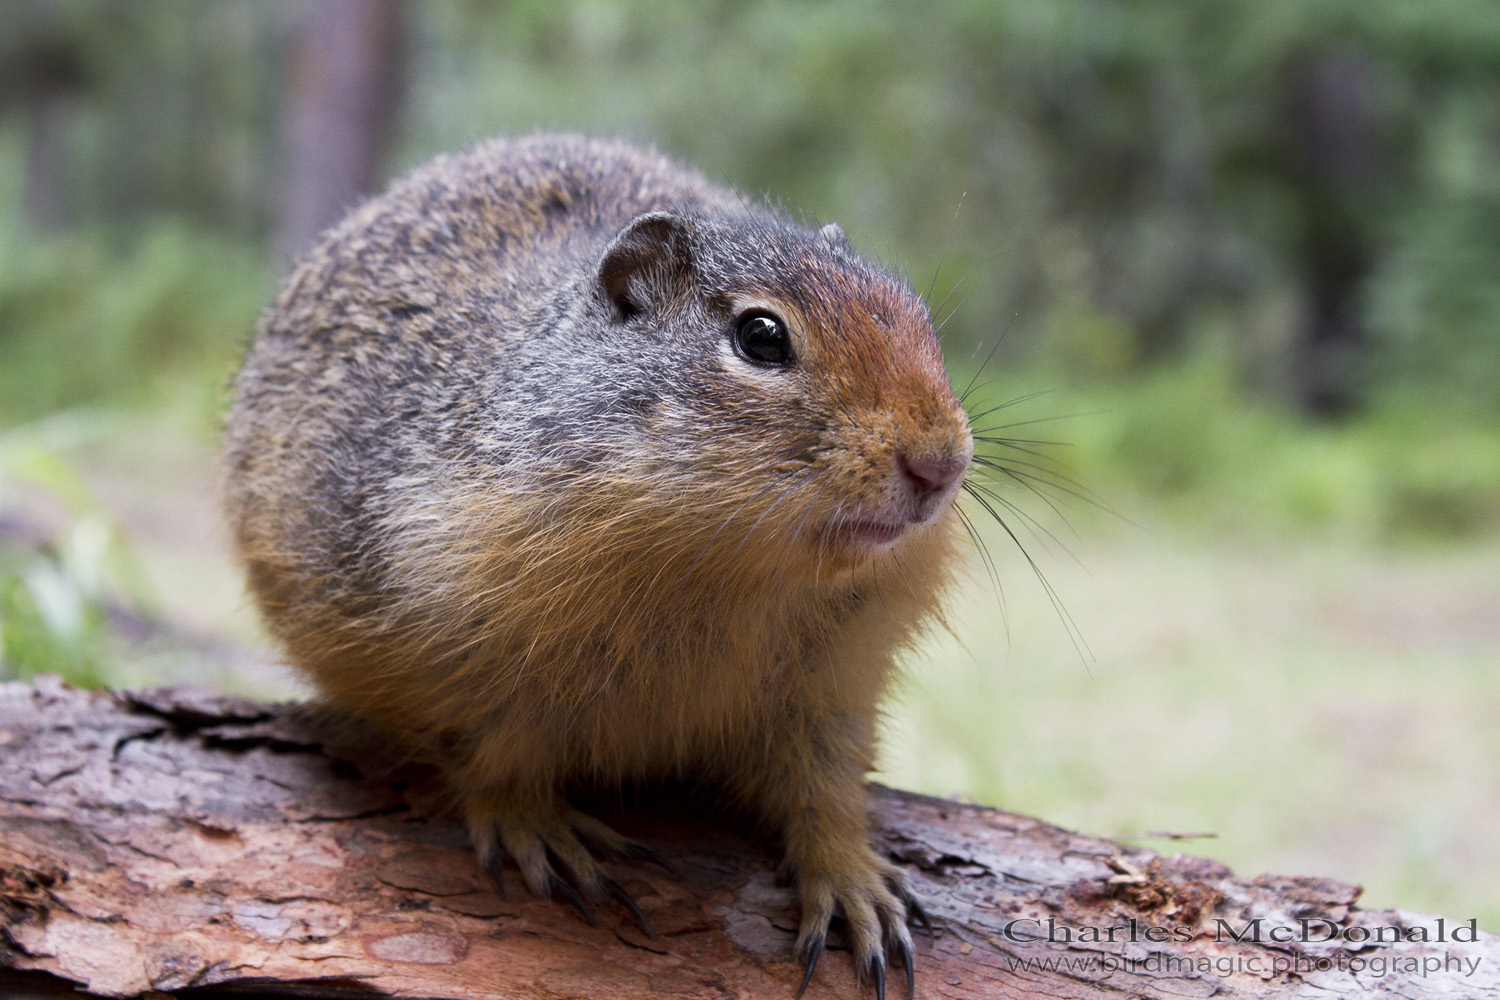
[226,134,886,626]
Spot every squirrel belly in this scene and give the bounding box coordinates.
[224,133,973,994]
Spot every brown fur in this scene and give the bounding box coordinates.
[224,134,972,989]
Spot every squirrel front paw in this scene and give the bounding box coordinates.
[788,847,929,1000]
[467,794,668,937]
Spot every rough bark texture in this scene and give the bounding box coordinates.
[1,676,1495,999]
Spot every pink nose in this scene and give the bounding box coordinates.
[898,452,968,499]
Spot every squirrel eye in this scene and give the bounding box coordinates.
[733,313,795,366]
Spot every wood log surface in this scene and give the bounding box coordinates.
[1,676,1495,999]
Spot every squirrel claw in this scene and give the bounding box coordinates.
[545,869,598,926]
[600,874,655,938]
[795,932,825,999]
[472,802,666,935]
[484,852,509,899]
[905,894,934,940]
[866,952,886,1000]
[622,840,678,876]
[887,871,934,940]
[793,856,920,999]
[891,934,915,998]
[568,809,676,875]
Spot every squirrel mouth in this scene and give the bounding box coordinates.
[830,519,908,549]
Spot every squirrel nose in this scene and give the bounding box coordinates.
[898,452,968,499]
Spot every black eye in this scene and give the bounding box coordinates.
[733,312,795,366]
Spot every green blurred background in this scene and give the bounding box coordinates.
[1,0,1496,929]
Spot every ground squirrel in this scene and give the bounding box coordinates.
[225,134,973,997]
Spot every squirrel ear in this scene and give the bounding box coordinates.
[597,211,695,321]
[819,222,849,251]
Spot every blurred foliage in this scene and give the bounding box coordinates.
[0,229,271,424]
[0,412,157,686]
[1010,351,1500,543]
[2,0,1496,418]
[406,0,1500,418]
[0,0,1498,690]
[0,122,272,424]
[0,0,283,237]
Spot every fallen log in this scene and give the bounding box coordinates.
[1,676,1495,999]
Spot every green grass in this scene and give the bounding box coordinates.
[877,494,1500,934]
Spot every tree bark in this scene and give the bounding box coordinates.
[1,676,1496,999]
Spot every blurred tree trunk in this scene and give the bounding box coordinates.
[274,0,406,268]
[1286,49,1383,419]
[20,90,75,231]
[8,7,97,232]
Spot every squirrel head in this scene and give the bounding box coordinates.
[563,208,972,582]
